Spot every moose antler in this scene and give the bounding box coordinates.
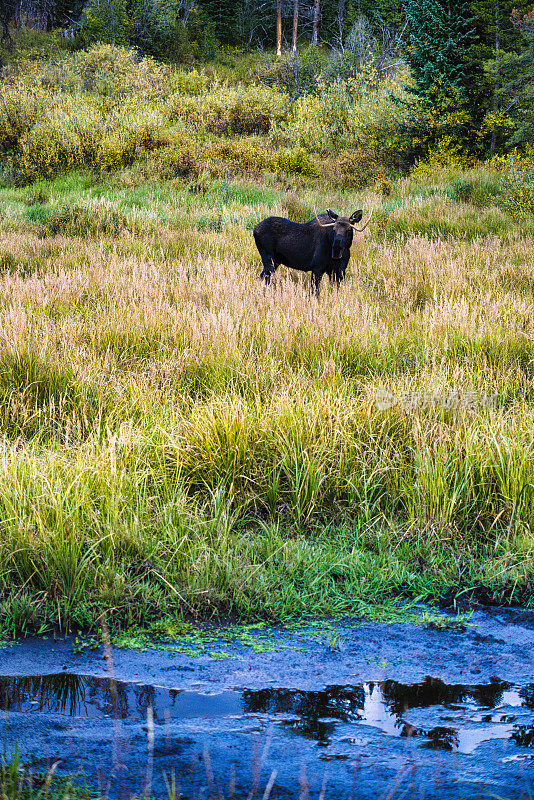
[314,210,336,227]
[350,210,373,232]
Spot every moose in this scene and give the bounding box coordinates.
[253,208,372,295]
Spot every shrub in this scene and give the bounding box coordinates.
[43,44,170,101]
[166,93,203,125]
[280,193,314,223]
[278,77,415,171]
[411,137,474,179]
[258,46,330,98]
[12,92,165,182]
[499,166,534,220]
[274,147,319,178]
[15,95,103,183]
[325,150,387,189]
[105,103,166,154]
[167,83,291,135]
[43,198,130,237]
[154,146,204,180]
[170,69,207,96]
[487,149,534,220]
[0,83,49,153]
[210,138,272,174]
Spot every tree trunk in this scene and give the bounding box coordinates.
[276,0,282,56]
[292,0,298,51]
[312,0,320,44]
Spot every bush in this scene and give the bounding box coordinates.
[15,95,103,183]
[324,150,387,189]
[274,147,319,178]
[155,147,203,179]
[165,93,203,125]
[210,138,272,173]
[11,89,166,182]
[498,165,534,220]
[167,83,291,135]
[280,192,314,222]
[42,198,130,237]
[0,83,48,153]
[170,69,207,96]
[277,77,415,171]
[411,137,474,179]
[258,46,330,98]
[42,44,170,101]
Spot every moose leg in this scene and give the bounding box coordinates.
[311,269,323,297]
[258,249,277,285]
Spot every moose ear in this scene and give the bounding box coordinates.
[350,210,363,224]
[327,209,339,221]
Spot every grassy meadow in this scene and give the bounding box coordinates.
[0,35,534,635]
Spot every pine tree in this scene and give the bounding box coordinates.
[500,8,534,145]
[404,0,483,118]
[469,0,531,149]
[196,0,239,44]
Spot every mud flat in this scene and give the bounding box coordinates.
[2,608,534,799]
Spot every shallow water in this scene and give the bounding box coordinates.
[2,672,534,755]
[3,609,534,798]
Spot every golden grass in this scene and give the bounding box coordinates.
[0,168,533,629]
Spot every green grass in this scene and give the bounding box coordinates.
[1,750,93,800]
[0,176,533,635]
[0,36,533,637]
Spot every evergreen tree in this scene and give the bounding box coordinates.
[197,0,239,44]
[500,8,534,145]
[469,0,531,149]
[404,0,483,119]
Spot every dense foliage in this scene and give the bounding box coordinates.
[1,0,532,158]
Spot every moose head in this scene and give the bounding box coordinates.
[315,209,373,261]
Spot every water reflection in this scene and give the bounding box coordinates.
[2,674,534,755]
[0,675,242,722]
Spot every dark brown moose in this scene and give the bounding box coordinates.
[253,208,372,295]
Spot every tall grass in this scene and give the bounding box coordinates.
[0,164,533,633]
[0,40,533,632]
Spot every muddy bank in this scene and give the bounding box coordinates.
[2,608,534,799]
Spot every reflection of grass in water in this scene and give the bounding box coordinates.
[0,674,130,718]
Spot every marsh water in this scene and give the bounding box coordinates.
[2,608,534,798]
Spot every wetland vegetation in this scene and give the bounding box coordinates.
[0,25,533,637]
